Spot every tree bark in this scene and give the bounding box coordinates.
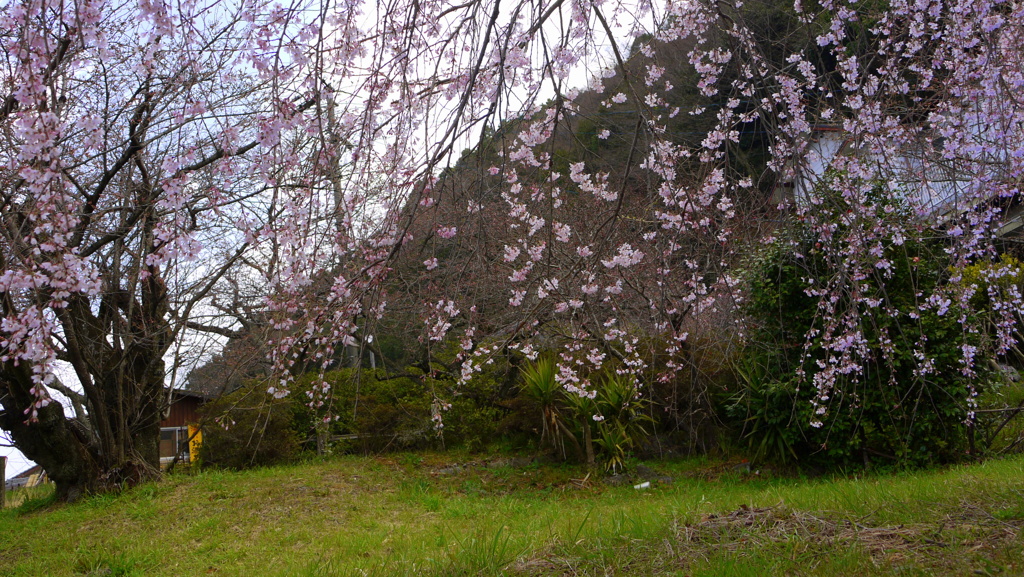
[0,362,100,502]
[0,364,164,502]
[582,419,596,470]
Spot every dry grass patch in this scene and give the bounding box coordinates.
[681,505,935,553]
[679,502,1023,552]
[509,502,1024,576]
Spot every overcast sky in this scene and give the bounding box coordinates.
[2,446,32,479]
[1,424,33,479]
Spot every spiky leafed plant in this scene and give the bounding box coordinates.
[591,374,653,471]
[521,357,579,459]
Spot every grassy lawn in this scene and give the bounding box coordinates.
[2,453,1023,576]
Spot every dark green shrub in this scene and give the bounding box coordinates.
[443,378,506,452]
[198,386,303,469]
[305,368,433,453]
[286,364,511,453]
[731,222,984,468]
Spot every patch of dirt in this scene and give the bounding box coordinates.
[511,557,565,574]
[680,505,919,553]
[677,503,1023,565]
[681,460,785,481]
[430,457,536,476]
[512,504,1024,575]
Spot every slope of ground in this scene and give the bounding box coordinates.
[2,453,1023,576]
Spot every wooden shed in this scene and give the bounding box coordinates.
[159,390,207,465]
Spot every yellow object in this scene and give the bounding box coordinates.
[188,424,202,463]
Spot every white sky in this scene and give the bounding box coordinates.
[1,447,34,480]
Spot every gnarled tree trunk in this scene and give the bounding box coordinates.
[0,274,172,502]
[0,357,168,501]
[0,362,100,502]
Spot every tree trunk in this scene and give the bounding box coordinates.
[583,419,596,470]
[0,365,100,502]
[0,357,164,502]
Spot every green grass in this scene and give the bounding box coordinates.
[2,453,1024,576]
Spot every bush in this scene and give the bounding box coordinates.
[199,358,517,464]
[517,358,654,470]
[309,364,512,453]
[198,385,303,469]
[731,221,985,468]
[332,369,435,452]
[956,255,1024,454]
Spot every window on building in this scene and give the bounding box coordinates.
[159,427,190,461]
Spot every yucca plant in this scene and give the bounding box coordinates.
[592,374,653,471]
[597,375,651,436]
[562,387,598,469]
[729,356,800,464]
[521,357,580,459]
[593,421,631,473]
